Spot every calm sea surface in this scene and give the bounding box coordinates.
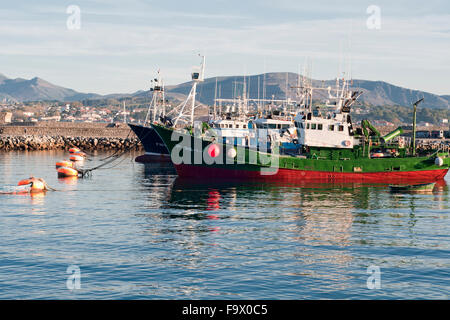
[0,150,449,299]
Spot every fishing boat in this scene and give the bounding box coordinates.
[129,56,206,162]
[151,78,450,183]
[389,182,436,193]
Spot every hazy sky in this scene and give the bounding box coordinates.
[0,0,449,95]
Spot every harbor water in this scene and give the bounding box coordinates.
[0,150,449,299]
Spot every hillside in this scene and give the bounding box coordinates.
[0,74,100,102]
[166,73,449,109]
[0,72,448,111]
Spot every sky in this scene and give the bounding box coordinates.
[0,0,449,95]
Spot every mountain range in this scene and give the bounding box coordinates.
[0,72,448,110]
[0,74,100,102]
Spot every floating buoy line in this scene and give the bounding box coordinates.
[2,129,139,195]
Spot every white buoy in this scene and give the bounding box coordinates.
[435,157,444,166]
[227,147,237,158]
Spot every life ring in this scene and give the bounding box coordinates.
[343,140,351,147]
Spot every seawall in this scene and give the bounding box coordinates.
[0,122,143,151]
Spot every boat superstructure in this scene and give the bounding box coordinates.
[294,76,361,150]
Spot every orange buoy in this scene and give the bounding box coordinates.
[70,154,85,162]
[70,151,87,157]
[57,166,79,178]
[17,177,47,193]
[56,160,73,169]
[69,147,81,153]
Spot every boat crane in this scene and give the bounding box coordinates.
[171,54,206,127]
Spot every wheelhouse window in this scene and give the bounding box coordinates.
[306,123,310,129]
[338,125,344,132]
[311,123,317,130]
[318,124,323,130]
[328,125,334,131]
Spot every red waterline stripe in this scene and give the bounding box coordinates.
[174,164,449,183]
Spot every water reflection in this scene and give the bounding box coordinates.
[142,162,177,176]
[154,177,448,278]
[57,176,78,186]
[386,179,448,210]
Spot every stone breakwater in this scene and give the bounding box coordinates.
[0,135,143,151]
[0,122,143,151]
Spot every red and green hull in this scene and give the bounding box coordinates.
[152,124,450,183]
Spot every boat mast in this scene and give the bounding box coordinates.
[213,77,218,120]
[412,98,424,156]
[123,101,126,123]
[190,54,205,126]
[144,70,164,125]
[173,54,205,127]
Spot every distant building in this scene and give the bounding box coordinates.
[0,112,12,124]
[39,115,61,121]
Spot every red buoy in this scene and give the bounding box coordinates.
[208,144,220,158]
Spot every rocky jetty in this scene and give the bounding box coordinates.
[0,135,143,151]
